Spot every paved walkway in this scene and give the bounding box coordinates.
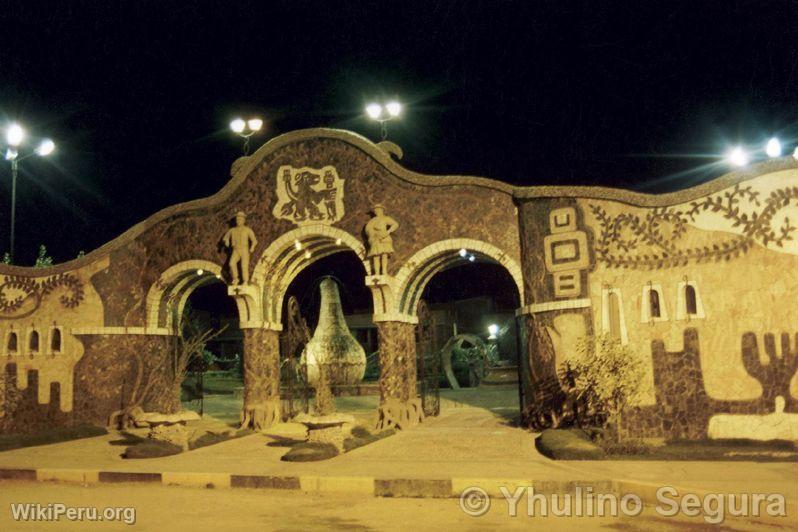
[0,405,583,481]
[1,389,797,503]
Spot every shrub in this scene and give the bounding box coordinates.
[0,424,107,452]
[535,429,604,460]
[343,427,395,452]
[558,333,647,438]
[123,440,182,459]
[281,442,339,462]
[189,429,253,450]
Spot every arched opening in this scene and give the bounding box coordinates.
[50,328,62,352]
[178,277,243,425]
[146,262,244,425]
[7,332,18,353]
[649,289,661,319]
[420,262,522,419]
[685,285,698,316]
[280,250,373,418]
[29,330,40,353]
[396,241,524,423]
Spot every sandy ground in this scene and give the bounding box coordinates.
[1,481,792,531]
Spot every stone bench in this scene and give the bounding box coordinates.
[293,413,355,452]
[136,411,201,452]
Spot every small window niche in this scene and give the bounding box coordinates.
[50,327,63,353]
[641,283,668,323]
[601,287,629,344]
[685,285,697,315]
[6,331,18,354]
[28,330,40,354]
[676,280,706,320]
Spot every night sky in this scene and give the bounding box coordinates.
[2,1,798,264]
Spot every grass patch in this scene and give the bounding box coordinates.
[605,438,798,461]
[538,428,798,461]
[281,442,339,462]
[535,429,604,460]
[122,440,183,459]
[0,424,107,452]
[343,427,395,452]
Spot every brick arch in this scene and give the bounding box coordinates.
[251,224,370,327]
[145,259,226,330]
[394,238,524,317]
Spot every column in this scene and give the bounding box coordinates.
[375,320,423,430]
[240,328,281,430]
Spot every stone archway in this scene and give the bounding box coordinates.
[252,224,370,328]
[369,239,525,429]
[145,259,228,331]
[393,238,524,318]
[233,225,370,429]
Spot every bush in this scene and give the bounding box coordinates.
[558,334,647,435]
[598,438,653,456]
[123,440,183,459]
[0,424,107,452]
[281,442,339,462]
[343,427,395,452]
[189,429,253,450]
[535,429,604,460]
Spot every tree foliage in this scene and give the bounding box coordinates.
[34,245,53,268]
[558,333,647,435]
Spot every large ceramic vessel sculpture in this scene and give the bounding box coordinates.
[302,277,367,385]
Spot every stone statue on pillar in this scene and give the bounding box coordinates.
[223,211,258,285]
[365,204,399,275]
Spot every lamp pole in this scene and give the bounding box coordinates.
[3,123,55,263]
[9,158,17,262]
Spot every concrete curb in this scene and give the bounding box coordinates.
[0,467,613,498]
[2,467,795,512]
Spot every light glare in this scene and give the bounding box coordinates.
[5,148,18,161]
[459,248,467,257]
[6,123,24,146]
[385,101,402,117]
[247,118,263,131]
[366,103,382,120]
[794,147,798,161]
[196,269,204,276]
[230,118,246,133]
[766,137,782,158]
[727,147,749,167]
[488,324,499,339]
[36,139,55,156]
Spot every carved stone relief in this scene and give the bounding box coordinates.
[272,165,345,226]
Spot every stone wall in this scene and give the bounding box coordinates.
[0,128,797,439]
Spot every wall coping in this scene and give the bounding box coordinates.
[1,127,796,276]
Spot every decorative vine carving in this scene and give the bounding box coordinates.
[591,184,798,269]
[0,273,85,319]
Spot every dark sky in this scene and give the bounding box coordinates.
[2,1,798,264]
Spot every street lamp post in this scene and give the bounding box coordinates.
[365,101,402,140]
[229,117,263,155]
[3,124,55,263]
